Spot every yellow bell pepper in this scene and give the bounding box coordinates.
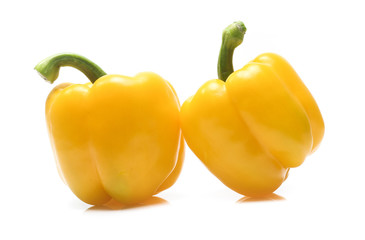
[35,53,184,205]
[180,21,324,196]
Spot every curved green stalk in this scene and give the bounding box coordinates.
[35,53,106,84]
[217,21,246,81]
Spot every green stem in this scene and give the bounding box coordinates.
[34,53,107,84]
[217,21,246,81]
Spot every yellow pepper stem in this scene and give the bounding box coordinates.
[217,21,246,81]
[35,53,106,84]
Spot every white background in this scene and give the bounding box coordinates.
[0,0,364,239]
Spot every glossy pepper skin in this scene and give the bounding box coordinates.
[36,54,184,205]
[180,22,324,196]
